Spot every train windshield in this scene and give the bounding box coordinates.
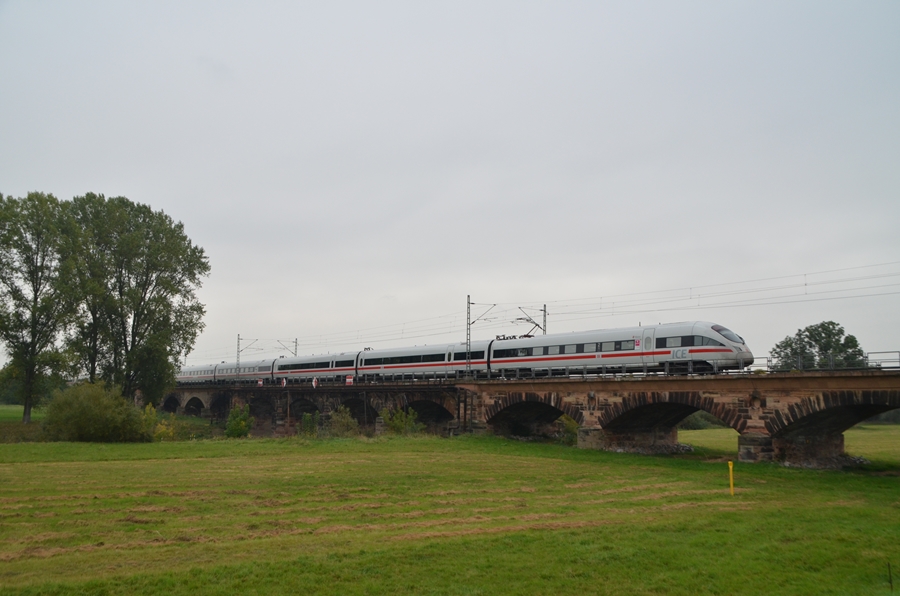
[712,325,743,344]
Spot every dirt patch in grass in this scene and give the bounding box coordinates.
[120,515,159,524]
[390,519,619,541]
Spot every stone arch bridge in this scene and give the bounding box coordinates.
[166,371,900,466]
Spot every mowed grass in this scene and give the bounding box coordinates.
[0,431,898,595]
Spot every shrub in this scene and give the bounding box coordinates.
[43,383,150,442]
[379,407,425,435]
[225,404,254,438]
[677,410,729,430]
[867,409,900,424]
[556,414,579,446]
[153,413,179,441]
[298,411,321,438]
[327,405,359,438]
[142,403,158,436]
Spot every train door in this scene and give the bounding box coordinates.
[641,328,656,367]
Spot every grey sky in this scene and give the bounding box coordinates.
[1,1,898,366]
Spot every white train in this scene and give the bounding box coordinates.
[176,321,754,385]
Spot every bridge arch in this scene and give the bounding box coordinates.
[209,394,231,420]
[767,390,900,438]
[289,397,320,416]
[161,394,180,414]
[758,390,900,465]
[340,397,378,426]
[184,397,205,417]
[407,399,455,431]
[485,392,584,437]
[596,391,738,432]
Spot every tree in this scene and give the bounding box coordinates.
[65,195,210,404]
[63,193,117,383]
[771,321,865,370]
[805,321,865,368]
[0,193,76,423]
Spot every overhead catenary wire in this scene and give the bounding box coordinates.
[191,261,899,363]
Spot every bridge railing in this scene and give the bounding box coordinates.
[180,351,900,390]
[764,350,900,372]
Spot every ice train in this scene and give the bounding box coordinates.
[176,321,754,385]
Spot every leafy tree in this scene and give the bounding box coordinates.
[62,193,117,383]
[0,361,68,407]
[805,321,865,368]
[0,193,77,423]
[772,321,865,370]
[0,362,22,405]
[65,195,210,404]
[771,329,816,370]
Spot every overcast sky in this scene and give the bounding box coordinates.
[1,1,898,366]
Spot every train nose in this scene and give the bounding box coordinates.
[738,350,754,367]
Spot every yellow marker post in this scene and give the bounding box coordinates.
[728,461,734,496]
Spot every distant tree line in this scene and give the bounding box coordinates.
[0,192,209,423]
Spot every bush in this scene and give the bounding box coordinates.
[43,383,150,442]
[379,407,425,435]
[866,409,900,424]
[298,411,321,438]
[225,404,254,438]
[677,410,729,430]
[327,405,359,438]
[142,403,159,436]
[556,414,579,446]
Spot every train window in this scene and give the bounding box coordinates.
[421,353,445,362]
[712,324,743,343]
[618,340,635,350]
[454,351,485,360]
[695,336,725,347]
[384,355,422,364]
[258,366,272,372]
[533,347,545,356]
[278,361,330,371]
[564,344,577,354]
[548,346,560,355]
[665,337,682,348]
[601,342,615,352]
[334,360,354,367]
[583,343,597,353]
[494,348,533,359]
[364,358,383,366]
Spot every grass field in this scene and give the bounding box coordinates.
[1,426,898,595]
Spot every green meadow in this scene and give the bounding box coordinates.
[0,423,898,595]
